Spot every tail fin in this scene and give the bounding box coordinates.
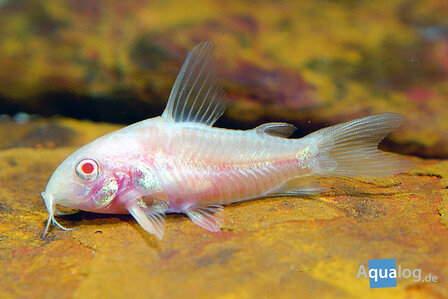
[306,113,413,177]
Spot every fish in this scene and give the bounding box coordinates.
[41,41,412,239]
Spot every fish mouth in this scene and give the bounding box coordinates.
[41,192,72,238]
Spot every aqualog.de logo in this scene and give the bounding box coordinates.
[357,259,438,288]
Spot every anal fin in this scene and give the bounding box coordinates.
[185,205,223,232]
[127,198,169,240]
[265,176,327,197]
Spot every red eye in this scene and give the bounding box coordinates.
[82,162,94,174]
[76,158,99,181]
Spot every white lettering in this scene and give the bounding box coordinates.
[357,262,438,284]
[379,269,388,279]
[369,269,378,282]
[413,269,421,282]
[357,265,368,278]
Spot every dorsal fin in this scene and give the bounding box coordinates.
[161,41,226,126]
[255,122,297,138]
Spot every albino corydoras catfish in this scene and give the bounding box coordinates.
[41,41,411,239]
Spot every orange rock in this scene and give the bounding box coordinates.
[0,118,447,297]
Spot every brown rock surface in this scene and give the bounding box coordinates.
[0,118,447,298]
[1,0,448,157]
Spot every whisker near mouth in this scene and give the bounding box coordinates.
[41,192,73,238]
[52,218,72,231]
[42,216,52,238]
[42,216,73,238]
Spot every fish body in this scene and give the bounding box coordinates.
[42,41,410,239]
[66,117,311,213]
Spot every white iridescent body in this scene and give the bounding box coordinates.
[41,41,410,239]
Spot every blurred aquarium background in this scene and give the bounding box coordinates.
[2,1,448,298]
[1,0,448,157]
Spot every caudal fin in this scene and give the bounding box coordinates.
[306,113,413,177]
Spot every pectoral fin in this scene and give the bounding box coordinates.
[127,198,168,240]
[185,205,223,232]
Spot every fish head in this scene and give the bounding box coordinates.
[41,144,117,237]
